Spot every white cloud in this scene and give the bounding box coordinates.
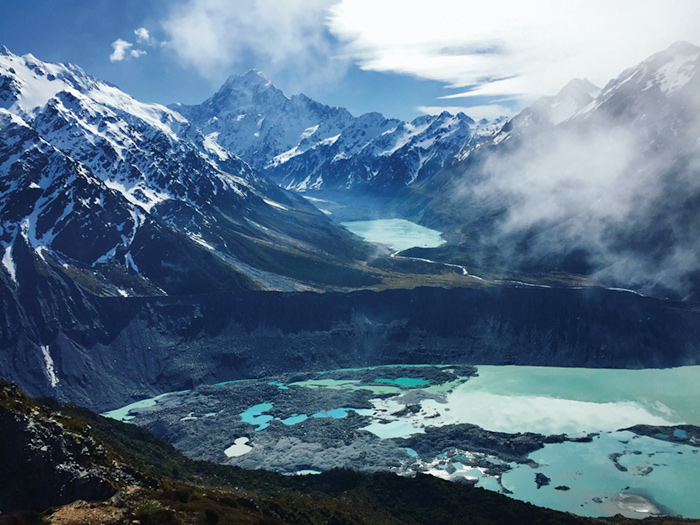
[161,0,347,89]
[110,29,152,62]
[418,104,512,121]
[134,27,151,44]
[328,0,700,105]
[109,39,133,62]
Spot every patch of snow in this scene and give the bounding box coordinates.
[202,132,230,161]
[35,246,48,261]
[125,252,139,273]
[2,243,17,284]
[271,146,301,165]
[492,131,510,145]
[262,198,288,211]
[40,345,59,387]
[104,179,170,212]
[188,233,216,250]
[224,437,252,457]
[300,124,319,139]
[319,134,340,146]
[656,51,700,93]
[302,195,335,204]
[117,289,129,297]
[94,246,117,265]
[413,137,437,150]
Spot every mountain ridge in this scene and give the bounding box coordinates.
[402,40,700,299]
[174,70,504,208]
[0,47,377,298]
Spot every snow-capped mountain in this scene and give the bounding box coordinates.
[172,70,355,172]
[409,41,700,299]
[266,111,503,194]
[491,78,601,142]
[0,48,375,297]
[173,70,503,204]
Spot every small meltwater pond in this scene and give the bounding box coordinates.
[341,218,445,252]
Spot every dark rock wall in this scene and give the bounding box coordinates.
[2,284,700,412]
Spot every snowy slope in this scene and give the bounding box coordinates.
[0,49,374,296]
[174,70,504,196]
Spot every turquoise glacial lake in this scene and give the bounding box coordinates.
[502,431,700,518]
[442,365,700,434]
[341,219,445,252]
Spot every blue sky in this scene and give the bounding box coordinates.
[1,1,699,122]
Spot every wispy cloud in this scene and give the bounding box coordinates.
[161,0,347,91]
[328,0,700,107]
[110,27,157,62]
[448,70,700,296]
[109,39,133,62]
[134,27,152,44]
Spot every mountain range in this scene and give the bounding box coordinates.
[1,42,700,409]
[403,41,700,299]
[173,70,503,217]
[1,38,700,522]
[0,47,376,301]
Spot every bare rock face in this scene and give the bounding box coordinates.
[0,380,146,512]
[5,284,700,413]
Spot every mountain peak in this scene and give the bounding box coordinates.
[0,45,12,56]
[663,40,700,58]
[597,40,700,100]
[224,69,273,88]
[523,78,601,126]
[559,78,601,98]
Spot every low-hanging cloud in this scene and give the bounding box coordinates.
[161,0,348,91]
[451,77,700,297]
[327,0,700,117]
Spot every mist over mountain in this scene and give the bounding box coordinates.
[410,41,700,299]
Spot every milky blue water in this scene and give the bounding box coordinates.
[341,219,445,252]
[312,408,356,418]
[501,431,700,518]
[240,402,274,431]
[281,414,308,425]
[101,390,190,421]
[102,364,700,518]
[375,377,430,387]
[443,365,700,434]
[363,420,424,439]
